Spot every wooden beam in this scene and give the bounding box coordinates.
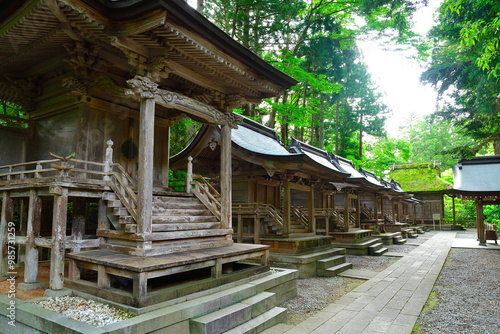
[283,180,291,237]
[49,187,68,290]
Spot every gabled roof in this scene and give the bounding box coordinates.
[359,168,384,189]
[171,117,348,180]
[452,155,500,194]
[288,138,348,177]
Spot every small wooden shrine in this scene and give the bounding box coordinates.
[452,155,500,245]
[0,0,296,309]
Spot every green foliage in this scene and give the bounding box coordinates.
[421,0,500,156]
[0,101,27,128]
[169,119,202,156]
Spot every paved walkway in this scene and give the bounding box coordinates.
[264,231,458,334]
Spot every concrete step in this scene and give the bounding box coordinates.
[190,292,277,334]
[224,307,287,334]
[316,255,347,270]
[317,262,353,277]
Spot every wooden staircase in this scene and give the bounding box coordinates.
[99,192,232,256]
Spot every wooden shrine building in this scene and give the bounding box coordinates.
[0,0,297,309]
[170,118,356,277]
[452,155,500,245]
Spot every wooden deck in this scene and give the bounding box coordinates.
[66,243,270,307]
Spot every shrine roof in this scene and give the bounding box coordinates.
[232,118,290,156]
[452,155,500,193]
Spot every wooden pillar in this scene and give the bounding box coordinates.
[0,191,13,277]
[476,198,486,245]
[283,179,291,237]
[137,97,155,234]
[71,200,86,253]
[355,196,361,228]
[24,190,42,284]
[308,185,315,233]
[17,198,28,265]
[220,124,232,230]
[49,187,68,290]
[343,194,350,232]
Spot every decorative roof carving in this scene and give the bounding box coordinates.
[125,75,159,100]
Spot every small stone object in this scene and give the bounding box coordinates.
[32,295,134,327]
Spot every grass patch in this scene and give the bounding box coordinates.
[412,289,440,333]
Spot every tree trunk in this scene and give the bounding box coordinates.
[494,141,500,155]
[359,111,364,159]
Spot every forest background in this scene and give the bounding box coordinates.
[1,0,499,224]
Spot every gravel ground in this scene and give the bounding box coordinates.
[32,295,134,327]
[280,230,500,333]
[414,247,500,334]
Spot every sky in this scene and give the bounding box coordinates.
[357,0,443,138]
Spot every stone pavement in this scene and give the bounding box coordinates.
[263,231,458,334]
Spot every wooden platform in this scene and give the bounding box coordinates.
[66,243,270,307]
[260,235,333,254]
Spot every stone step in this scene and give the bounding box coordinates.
[224,307,287,334]
[190,292,277,334]
[316,255,347,270]
[373,248,388,256]
[317,262,353,277]
[369,242,388,256]
[395,236,407,245]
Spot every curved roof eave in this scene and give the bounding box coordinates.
[82,0,298,89]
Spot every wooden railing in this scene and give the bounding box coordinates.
[232,202,284,232]
[0,153,107,181]
[106,163,138,223]
[291,206,309,228]
[191,174,221,220]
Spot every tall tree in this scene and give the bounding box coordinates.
[421,0,500,156]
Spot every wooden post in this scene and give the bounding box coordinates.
[49,187,68,290]
[476,198,486,245]
[24,190,42,284]
[71,199,86,253]
[18,198,28,265]
[137,98,155,234]
[283,179,291,237]
[220,124,232,230]
[0,191,13,277]
[186,156,193,194]
[237,214,243,243]
[308,185,315,233]
[103,140,113,181]
[355,196,361,228]
[343,194,350,232]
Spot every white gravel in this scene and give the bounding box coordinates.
[32,295,134,327]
